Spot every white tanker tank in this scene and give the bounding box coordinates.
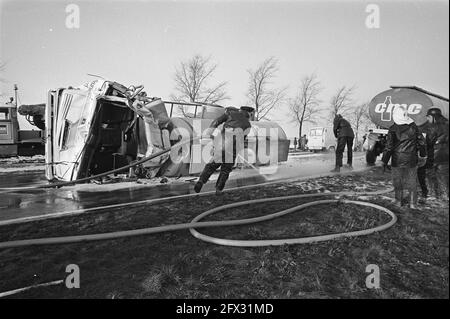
[365,86,449,164]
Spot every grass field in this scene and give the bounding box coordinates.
[0,167,448,298]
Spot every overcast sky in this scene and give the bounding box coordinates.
[1,0,448,137]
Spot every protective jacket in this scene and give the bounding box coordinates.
[210,108,251,133]
[382,122,427,168]
[426,118,449,165]
[333,116,354,138]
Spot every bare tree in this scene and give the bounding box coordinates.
[246,57,287,121]
[172,54,229,105]
[329,85,355,120]
[349,102,371,150]
[289,73,323,140]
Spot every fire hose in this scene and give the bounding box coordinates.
[0,133,397,250]
[0,193,396,298]
[0,188,396,249]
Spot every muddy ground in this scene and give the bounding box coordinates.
[0,167,448,299]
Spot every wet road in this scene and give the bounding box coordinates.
[0,152,368,224]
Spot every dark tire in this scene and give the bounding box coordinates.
[366,149,377,165]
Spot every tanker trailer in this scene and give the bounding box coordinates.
[365,86,449,165]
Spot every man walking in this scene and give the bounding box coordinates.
[331,114,355,172]
[194,107,252,195]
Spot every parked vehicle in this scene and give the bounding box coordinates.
[0,97,44,157]
[307,127,336,152]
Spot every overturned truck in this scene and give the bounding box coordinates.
[43,80,290,182]
[365,86,449,165]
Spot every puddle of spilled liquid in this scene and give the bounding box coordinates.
[0,172,268,221]
[0,153,369,222]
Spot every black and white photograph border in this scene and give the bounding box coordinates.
[0,0,448,304]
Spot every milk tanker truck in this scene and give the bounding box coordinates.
[365,86,449,165]
[43,80,290,182]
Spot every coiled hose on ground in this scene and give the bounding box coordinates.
[0,187,399,297]
[0,135,397,249]
[0,188,396,249]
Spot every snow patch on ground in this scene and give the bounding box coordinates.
[0,155,44,164]
[0,155,45,172]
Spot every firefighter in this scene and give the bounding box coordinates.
[331,114,355,172]
[425,108,449,200]
[194,107,252,195]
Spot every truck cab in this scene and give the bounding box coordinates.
[0,104,19,156]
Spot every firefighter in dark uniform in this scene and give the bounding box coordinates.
[331,114,355,172]
[194,107,252,194]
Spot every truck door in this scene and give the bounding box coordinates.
[53,90,88,180]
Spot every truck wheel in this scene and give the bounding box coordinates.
[366,149,377,166]
[328,146,335,152]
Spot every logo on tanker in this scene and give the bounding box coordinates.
[375,96,423,121]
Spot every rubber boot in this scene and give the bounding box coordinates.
[215,172,229,194]
[330,166,340,173]
[194,181,203,193]
[409,190,418,209]
[394,189,403,207]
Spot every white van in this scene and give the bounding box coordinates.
[308,127,336,152]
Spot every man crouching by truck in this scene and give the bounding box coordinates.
[331,114,355,172]
[194,107,251,195]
